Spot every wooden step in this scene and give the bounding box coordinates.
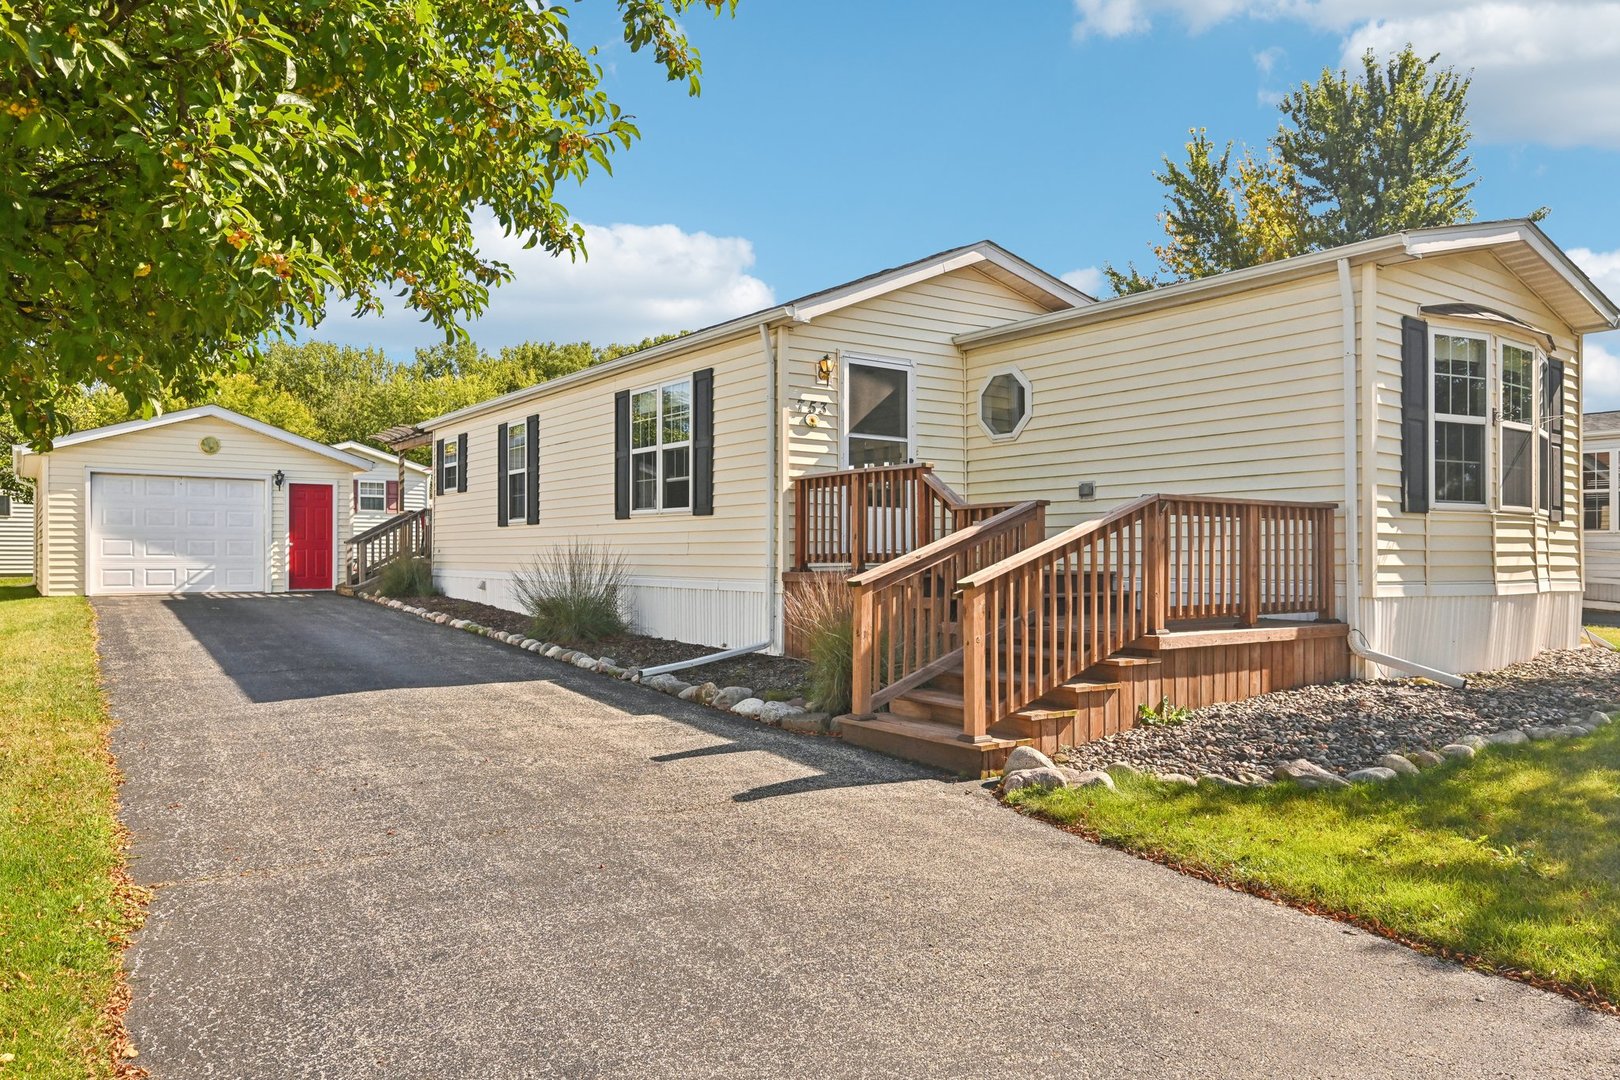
[837,714,1023,778]
[889,687,965,724]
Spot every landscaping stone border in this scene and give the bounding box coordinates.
[999,709,1618,798]
[354,593,835,735]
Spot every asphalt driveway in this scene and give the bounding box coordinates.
[100,594,1620,1078]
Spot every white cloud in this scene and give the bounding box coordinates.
[307,217,774,356]
[1253,44,1285,73]
[1571,246,1620,409]
[1061,266,1107,297]
[1071,1,1620,148]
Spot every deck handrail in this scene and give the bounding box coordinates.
[792,462,1015,570]
[954,494,1337,739]
[346,507,431,585]
[849,500,1047,714]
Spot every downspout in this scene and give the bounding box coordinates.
[760,323,781,653]
[1337,259,1362,640]
[1337,257,1467,688]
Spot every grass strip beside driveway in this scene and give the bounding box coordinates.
[1008,728,1620,1009]
[0,578,144,1076]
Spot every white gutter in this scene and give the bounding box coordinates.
[1337,258,1361,641]
[1348,630,1467,689]
[760,323,781,653]
[640,640,771,678]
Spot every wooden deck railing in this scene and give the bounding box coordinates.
[792,463,1017,571]
[951,494,1336,738]
[346,508,431,585]
[848,500,1048,714]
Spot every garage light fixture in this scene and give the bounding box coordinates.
[273,470,285,489]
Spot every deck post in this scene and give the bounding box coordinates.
[851,583,876,715]
[1317,508,1336,620]
[1142,500,1167,635]
[1240,503,1262,627]
[959,585,991,742]
[793,481,808,572]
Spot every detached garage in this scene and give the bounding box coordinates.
[11,406,374,596]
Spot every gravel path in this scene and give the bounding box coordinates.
[1059,646,1620,783]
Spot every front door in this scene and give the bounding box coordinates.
[288,483,334,590]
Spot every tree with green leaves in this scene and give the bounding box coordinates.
[1106,47,1482,294]
[1,0,737,448]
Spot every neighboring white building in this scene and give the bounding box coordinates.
[12,406,375,595]
[1582,410,1620,610]
[332,440,431,536]
[0,495,35,578]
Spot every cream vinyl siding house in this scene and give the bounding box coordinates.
[333,440,431,536]
[956,221,1615,675]
[0,496,34,577]
[419,243,1088,647]
[13,406,373,596]
[1581,410,1620,610]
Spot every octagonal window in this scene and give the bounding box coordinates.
[979,370,1031,439]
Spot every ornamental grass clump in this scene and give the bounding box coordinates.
[375,556,436,598]
[785,574,854,715]
[514,540,631,645]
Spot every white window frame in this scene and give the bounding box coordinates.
[506,423,528,523]
[441,440,459,492]
[840,352,915,468]
[1429,327,1492,510]
[977,366,1034,442]
[1583,448,1614,533]
[357,479,387,513]
[1497,338,1538,511]
[1426,326,1560,515]
[629,377,692,514]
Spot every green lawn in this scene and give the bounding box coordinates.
[1008,727,1620,1007]
[0,578,144,1076]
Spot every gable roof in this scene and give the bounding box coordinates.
[12,405,375,470]
[956,220,1620,350]
[333,440,431,474]
[419,240,1092,430]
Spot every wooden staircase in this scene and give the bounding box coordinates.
[833,493,1347,776]
[345,508,431,589]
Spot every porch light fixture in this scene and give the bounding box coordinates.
[273,470,286,490]
[816,353,833,384]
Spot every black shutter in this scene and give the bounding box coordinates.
[496,422,509,527]
[526,413,540,525]
[456,432,468,493]
[1400,316,1429,514]
[692,367,714,516]
[1549,358,1566,522]
[614,390,631,520]
[435,439,445,496]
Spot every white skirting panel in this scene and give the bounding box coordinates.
[433,568,769,650]
[1357,589,1583,677]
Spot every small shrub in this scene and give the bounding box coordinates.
[375,556,435,598]
[786,574,854,715]
[513,540,631,644]
[1137,695,1191,727]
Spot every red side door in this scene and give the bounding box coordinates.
[288,483,334,590]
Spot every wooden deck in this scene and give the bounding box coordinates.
[838,619,1350,777]
[790,474,1347,777]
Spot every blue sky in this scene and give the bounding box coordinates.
[308,1,1620,405]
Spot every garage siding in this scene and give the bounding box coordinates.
[36,416,364,595]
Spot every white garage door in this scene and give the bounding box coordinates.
[90,474,266,594]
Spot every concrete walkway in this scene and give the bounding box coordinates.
[99,594,1620,1078]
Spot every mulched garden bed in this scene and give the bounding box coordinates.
[1058,645,1620,783]
[392,594,810,696]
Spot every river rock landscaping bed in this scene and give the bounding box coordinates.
[1047,645,1620,788]
[354,592,831,734]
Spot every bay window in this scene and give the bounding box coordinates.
[1431,332,1488,505]
[1498,344,1535,508]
